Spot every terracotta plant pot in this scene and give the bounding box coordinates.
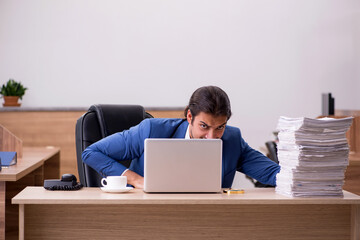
[3,96,21,107]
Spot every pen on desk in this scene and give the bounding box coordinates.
[223,189,245,194]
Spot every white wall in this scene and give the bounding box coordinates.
[356,2,360,109]
[1,0,359,151]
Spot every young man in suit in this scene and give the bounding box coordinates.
[82,86,280,188]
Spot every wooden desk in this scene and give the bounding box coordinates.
[0,147,60,240]
[12,187,360,240]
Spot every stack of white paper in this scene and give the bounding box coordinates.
[275,116,353,198]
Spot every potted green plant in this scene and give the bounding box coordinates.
[0,79,28,107]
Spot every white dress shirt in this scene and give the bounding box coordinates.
[185,125,190,139]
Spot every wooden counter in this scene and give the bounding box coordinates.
[344,154,360,195]
[0,107,183,179]
[1,147,60,240]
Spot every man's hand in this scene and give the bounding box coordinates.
[122,170,144,189]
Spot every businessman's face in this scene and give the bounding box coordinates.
[186,110,227,139]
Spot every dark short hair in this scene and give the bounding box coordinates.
[184,86,232,122]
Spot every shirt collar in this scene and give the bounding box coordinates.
[185,125,190,139]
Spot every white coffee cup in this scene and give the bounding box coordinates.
[101,176,127,189]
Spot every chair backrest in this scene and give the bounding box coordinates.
[265,141,279,164]
[75,104,153,187]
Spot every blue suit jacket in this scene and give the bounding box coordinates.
[82,118,280,188]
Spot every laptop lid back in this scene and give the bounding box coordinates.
[144,139,222,193]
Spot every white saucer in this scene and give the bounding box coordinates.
[100,186,133,193]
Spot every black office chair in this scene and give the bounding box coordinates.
[75,104,153,187]
[265,141,279,164]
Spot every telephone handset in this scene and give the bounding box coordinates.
[44,174,83,191]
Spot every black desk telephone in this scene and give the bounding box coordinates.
[44,174,83,191]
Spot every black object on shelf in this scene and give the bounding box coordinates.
[322,93,335,116]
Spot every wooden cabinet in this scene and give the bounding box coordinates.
[334,110,360,195]
[0,108,183,179]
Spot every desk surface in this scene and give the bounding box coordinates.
[13,187,360,240]
[12,187,360,205]
[0,147,60,181]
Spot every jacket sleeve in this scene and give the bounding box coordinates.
[81,119,151,177]
[237,134,280,186]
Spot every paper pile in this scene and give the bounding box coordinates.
[275,116,353,198]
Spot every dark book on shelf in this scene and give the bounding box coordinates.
[321,93,335,116]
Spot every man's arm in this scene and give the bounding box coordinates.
[81,119,150,186]
[237,138,280,186]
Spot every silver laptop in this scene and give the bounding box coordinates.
[144,139,222,193]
